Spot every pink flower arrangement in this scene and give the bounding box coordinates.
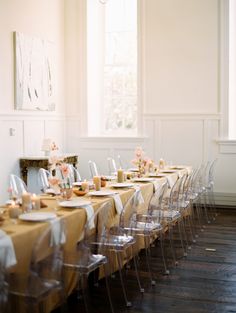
[48,155,64,171]
[50,141,59,151]
[131,146,151,176]
[48,177,61,186]
[47,143,72,190]
[59,163,69,178]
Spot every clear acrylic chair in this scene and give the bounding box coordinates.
[103,192,144,307]
[159,175,187,265]
[133,181,170,283]
[8,222,66,313]
[179,172,196,245]
[63,201,114,313]
[117,155,123,169]
[38,168,51,193]
[107,157,117,175]
[0,247,10,313]
[88,160,99,178]
[202,159,217,223]
[9,174,27,199]
[67,164,82,183]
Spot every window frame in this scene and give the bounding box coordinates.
[81,0,143,138]
[218,0,236,152]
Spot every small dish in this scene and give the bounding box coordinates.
[73,189,88,197]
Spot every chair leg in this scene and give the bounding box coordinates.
[181,216,190,250]
[103,264,115,313]
[177,220,187,257]
[187,214,195,244]
[144,236,156,286]
[159,231,169,275]
[132,249,144,293]
[80,273,90,313]
[116,251,132,307]
[168,224,177,266]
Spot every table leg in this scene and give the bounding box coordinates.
[21,166,28,185]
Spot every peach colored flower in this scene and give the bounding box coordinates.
[48,177,60,186]
[135,146,144,159]
[49,155,63,170]
[50,142,59,151]
[60,163,69,178]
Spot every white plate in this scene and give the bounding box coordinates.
[149,173,166,177]
[102,175,117,181]
[148,174,166,178]
[19,212,57,222]
[110,183,134,188]
[72,181,94,187]
[132,177,155,183]
[89,190,117,197]
[45,188,60,195]
[128,168,139,172]
[58,199,91,208]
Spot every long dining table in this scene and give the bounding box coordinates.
[0,166,191,312]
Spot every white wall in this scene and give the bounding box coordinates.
[65,0,236,196]
[0,0,235,203]
[0,0,66,201]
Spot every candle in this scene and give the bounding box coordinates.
[31,194,41,210]
[117,169,124,183]
[22,192,32,212]
[159,158,165,170]
[9,201,21,219]
[93,176,101,191]
[81,180,89,191]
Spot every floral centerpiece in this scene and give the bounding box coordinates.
[131,146,152,177]
[47,143,73,198]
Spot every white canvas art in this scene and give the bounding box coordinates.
[14,32,56,111]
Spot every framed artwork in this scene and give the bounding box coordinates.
[14,32,56,111]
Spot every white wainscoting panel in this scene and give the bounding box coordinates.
[45,119,66,152]
[24,120,45,156]
[159,119,204,166]
[0,114,66,202]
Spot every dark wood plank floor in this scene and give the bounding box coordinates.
[55,209,236,313]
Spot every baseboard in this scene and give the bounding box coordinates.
[214,192,236,207]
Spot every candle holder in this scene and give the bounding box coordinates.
[61,188,73,200]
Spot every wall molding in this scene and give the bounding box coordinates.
[144,113,221,120]
[0,112,65,120]
[217,139,236,154]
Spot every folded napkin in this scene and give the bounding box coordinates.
[0,230,17,268]
[49,218,66,246]
[110,194,123,215]
[133,186,144,206]
[166,174,178,188]
[152,178,168,193]
[84,204,95,229]
[153,181,160,193]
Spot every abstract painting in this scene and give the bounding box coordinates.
[14,32,55,111]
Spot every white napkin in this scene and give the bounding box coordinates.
[49,218,66,246]
[110,194,123,215]
[133,186,144,206]
[153,181,160,193]
[84,204,95,229]
[0,230,17,268]
[166,174,178,188]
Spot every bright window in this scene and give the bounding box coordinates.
[87,0,137,136]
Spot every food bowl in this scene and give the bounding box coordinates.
[73,189,88,197]
[101,178,106,187]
